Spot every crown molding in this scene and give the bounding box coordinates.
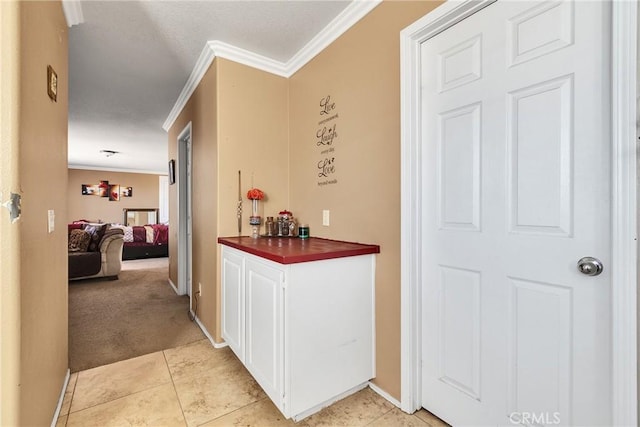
[209,40,289,76]
[162,40,290,131]
[285,0,382,76]
[68,164,166,175]
[162,43,217,131]
[162,0,382,132]
[61,0,84,27]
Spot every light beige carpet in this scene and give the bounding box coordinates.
[68,258,205,372]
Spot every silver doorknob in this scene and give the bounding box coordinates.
[577,257,603,276]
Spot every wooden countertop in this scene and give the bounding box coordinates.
[218,236,380,265]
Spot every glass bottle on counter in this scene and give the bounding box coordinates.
[278,210,292,236]
[288,216,297,237]
[265,216,275,236]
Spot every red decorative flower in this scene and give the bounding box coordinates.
[246,188,264,200]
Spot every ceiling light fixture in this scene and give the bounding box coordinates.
[100,149,119,157]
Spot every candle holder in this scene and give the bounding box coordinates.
[247,188,264,238]
[249,212,261,239]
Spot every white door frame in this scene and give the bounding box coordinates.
[399,1,638,425]
[158,175,169,224]
[177,122,193,298]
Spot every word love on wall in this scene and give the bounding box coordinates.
[316,95,339,187]
[82,180,133,202]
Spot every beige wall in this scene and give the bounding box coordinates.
[67,169,160,224]
[168,58,289,340]
[288,1,440,399]
[0,2,22,424]
[18,1,69,425]
[167,1,440,401]
[216,58,290,237]
[215,59,290,339]
[168,61,218,333]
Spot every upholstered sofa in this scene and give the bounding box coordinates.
[68,225,124,281]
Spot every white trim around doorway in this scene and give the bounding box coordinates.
[610,2,638,423]
[177,122,193,298]
[399,1,638,425]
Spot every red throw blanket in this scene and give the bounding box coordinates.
[132,226,146,242]
[152,224,169,245]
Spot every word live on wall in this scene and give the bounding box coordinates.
[316,95,338,186]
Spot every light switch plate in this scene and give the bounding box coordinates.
[47,209,55,233]
[322,210,330,226]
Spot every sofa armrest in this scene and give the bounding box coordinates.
[100,228,123,245]
[99,233,124,277]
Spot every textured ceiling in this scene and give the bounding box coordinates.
[68,0,352,174]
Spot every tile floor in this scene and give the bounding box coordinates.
[57,339,449,427]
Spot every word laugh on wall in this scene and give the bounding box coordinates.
[316,95,339,186]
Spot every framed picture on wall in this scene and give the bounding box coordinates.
[169,159,176,185]
[82,184,99,195]
[98,180,109,197]
[121,187,133,197]
[109,184,120,201]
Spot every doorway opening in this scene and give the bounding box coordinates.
[177,123,193,305]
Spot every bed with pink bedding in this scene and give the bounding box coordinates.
[110,223,169,260]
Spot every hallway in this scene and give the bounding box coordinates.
[68,257,203,372]
[56,339,449,426]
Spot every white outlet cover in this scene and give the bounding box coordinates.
[322,210,330,226]
[48,209,55,233]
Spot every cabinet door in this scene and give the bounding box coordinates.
[245,258,284,411]
[221,247,245,362]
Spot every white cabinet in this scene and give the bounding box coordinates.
[220,244,375,421]
[245,258,284,410]
[221,248,244,361]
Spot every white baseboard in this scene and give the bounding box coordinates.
[50,369,70,427]
[368,381,402,409]
[167,278,178,293]
[193,313,228,349]
[292,382,369,422]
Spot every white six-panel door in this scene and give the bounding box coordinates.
[420,1,611,425]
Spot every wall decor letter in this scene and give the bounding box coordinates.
[315,95,340,186]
